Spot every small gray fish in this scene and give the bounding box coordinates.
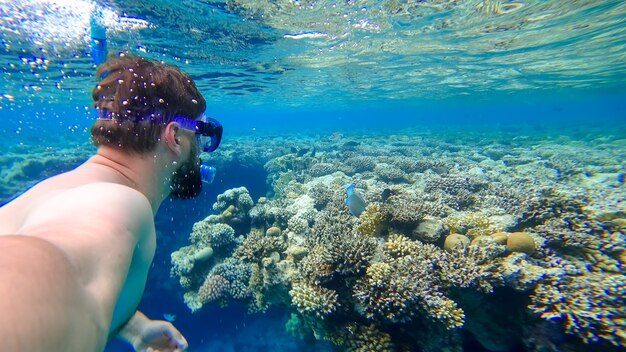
[381,188,392,203]
[346,183,367,217]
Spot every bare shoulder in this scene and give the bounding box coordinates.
[21,183,154,242]
[67,182,152,211]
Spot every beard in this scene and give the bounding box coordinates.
[170,152,202,199]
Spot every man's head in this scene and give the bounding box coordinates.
[91,54,206,153]
[91,54,210,198]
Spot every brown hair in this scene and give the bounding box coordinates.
[91,54,206,153]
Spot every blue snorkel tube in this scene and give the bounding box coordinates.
[90,8,108,67]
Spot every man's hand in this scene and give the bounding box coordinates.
[131,319,188,352]
[118,311,188,352]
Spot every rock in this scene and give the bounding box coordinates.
[488,214,518,231]
[413,216,445,243]
[501,252,546,291]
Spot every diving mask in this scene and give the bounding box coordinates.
[172,114,223,153]
[172,114,221,184]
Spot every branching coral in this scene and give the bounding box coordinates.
[231,227,291,312]
[307,182,336,209]
[287,215,309,234]
[424,174,479,210]
[189,222,236,249]
[382,192,427,229]
[309,162,338,177]
[249,197,294,229]
[354,256,465,329]
[342,324,395,352]
[343,156,377,173]
[374,163,409,182]
[357,203,387,237]
[438,242,505,293]
[534,211,625,273]
[234,228,288,263]
[327,232,378,277]
[298,244,336,285]
[353,234,467,329]
[308,198,357,246]
[171,246,196,279]
[299,231,377,285]
[290,282,340,318]
[443,211,497,238]
[182,257,253,312]
[198,274,230,306]
[212,186,254,228]
[530,263,626,346]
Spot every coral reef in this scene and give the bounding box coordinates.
[169,131,626,351]
[0,143,92,204]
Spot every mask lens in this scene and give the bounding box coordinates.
[200,117,222,152]
[198,134,212,153]
[173,114,222,153]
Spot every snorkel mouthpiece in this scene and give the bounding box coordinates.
[200,164,216,184]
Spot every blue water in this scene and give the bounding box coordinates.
[1,0,626,351]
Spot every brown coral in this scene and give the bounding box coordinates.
[290,282,340,318]
[198,274,230,305]
[343,324,395,352]
[234,228,287,263]
[357,203,387,237]
[354,255,465,329]
[507,232,536,255]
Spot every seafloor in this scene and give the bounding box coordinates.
[1,128,625,351]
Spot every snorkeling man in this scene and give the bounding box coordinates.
[0,53,222,351]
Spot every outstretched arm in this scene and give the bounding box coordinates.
[116,311,188,352]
